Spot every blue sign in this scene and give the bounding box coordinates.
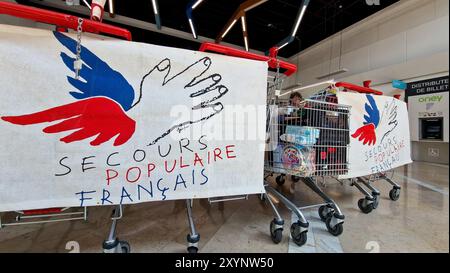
[392,80,407,90]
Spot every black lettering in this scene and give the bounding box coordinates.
[133,149,146,162]
[106,152,120,167]
[198,135,208,150]
[81,156,96,172]
[158,144,172,158]
[179,138,193,153]
[55,156,71,176]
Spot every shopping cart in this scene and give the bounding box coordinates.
[198,44,346,246]
[347,170,401,214]
[264,80,351,244]
[331,82,403,214]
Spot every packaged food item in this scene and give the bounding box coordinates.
[280,126,320,145]
[272,143,316,177]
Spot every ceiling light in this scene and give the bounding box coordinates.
[192,0,204,10]
[188,18,197,39]
[241,16,246,32]
[221,19,237,38]
[152,0,158,15]
[278,41,289,50]
[82,0,91,9]
[244,0,269,11]
[291,4,307,37]
[244,36,249,51]
[108,0,114,15]
[271,0,310,52]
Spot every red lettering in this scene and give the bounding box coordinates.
[213,148,223,161]
[193,153,204,167]
[165,160,177,173]
[147,163,156,177]
[126,167,141,183]
[106,169,118,186]
[225,145,237,159]
[180,156,190,168]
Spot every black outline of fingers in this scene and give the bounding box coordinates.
[188,74,222,96]
[192,85,229,110]
[166,57,211,87]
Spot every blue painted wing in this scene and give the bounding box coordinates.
[363,95,380,127]
[53,32,134,111]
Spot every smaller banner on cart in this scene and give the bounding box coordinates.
[337,92,412,179]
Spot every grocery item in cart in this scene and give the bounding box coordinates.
[280,125,320,145]
[272,143,316,176]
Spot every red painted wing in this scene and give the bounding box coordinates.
[2,97,136,146]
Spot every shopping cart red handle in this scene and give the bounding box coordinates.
[21,208,64,216]
[199,42,297,76]
[335,81,383,95]
[0,1,132,41]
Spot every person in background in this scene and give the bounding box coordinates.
[289,92,303,107]
[284,91,304,122]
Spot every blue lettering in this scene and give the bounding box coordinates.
[120,187,133,204]
[101,189,113,205]
[157,178,169,200]
[75,190,96,207]
[174,174,187,191]
[200,169,208,185]
[138,181,153,200]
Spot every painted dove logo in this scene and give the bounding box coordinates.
[2,32,228,147]
[351,95,379,146]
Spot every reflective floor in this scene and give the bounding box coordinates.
[0,161,448,253]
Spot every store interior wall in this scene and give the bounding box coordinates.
[284,0,449,165]
[285,0,448,97]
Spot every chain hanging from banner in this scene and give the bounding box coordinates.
[74,17,83,80]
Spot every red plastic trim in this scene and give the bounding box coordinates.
[335,81,383,95]
[199,42,297,76]
[22,208,63,215]
[0,1,131,41]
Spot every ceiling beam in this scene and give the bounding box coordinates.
[215,0,269,50]
[273,0,310,52]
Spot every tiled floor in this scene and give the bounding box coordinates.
[0,161,448,253]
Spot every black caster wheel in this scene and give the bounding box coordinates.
[270,220,283,244]
[358,198,374,214]
[276,175,285,186]
[318,205,333,222]
[119,241,130,253]
[187,246,198,253]
[389,188,400,201]
[325,216,344,236]
[290,222,307,246]
[291,175,301,183]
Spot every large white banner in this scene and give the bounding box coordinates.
[0,25,267,211]
[337,92,412,179]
